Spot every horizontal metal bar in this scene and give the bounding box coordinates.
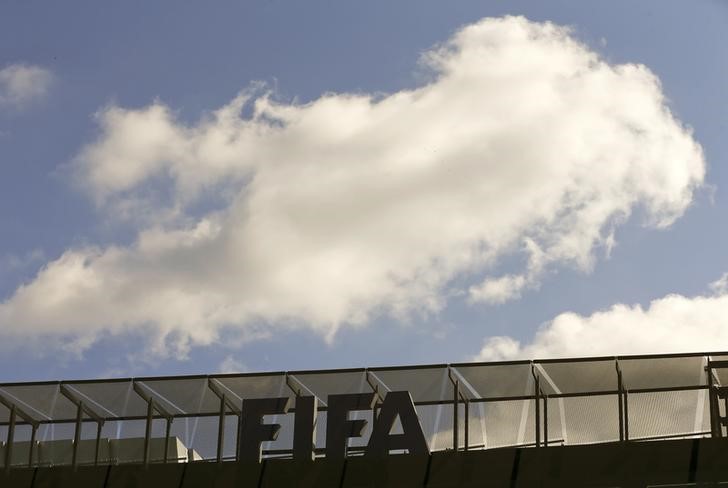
[369,363,450,372]
[0,382,712,425]
[622,431,712,442]
[628,385,708,394]
[287,367,367,376]
[2,351,728,391]
[450,359,532,368]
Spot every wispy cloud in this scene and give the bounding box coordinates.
[709,272,728,295]
[0,63,53,108]
[218,355,247,374]
[0,249,45,275]
[0,17,705,358]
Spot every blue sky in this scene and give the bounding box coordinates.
[0,1,727,381]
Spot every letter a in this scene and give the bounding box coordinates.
[366,391,429,457]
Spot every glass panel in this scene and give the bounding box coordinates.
[291,370,369,401]
[478,399,536,448]
[138,377,219,415]
[419,403,452,452]
[367,366,448,403]
[453,363,532,399]
[0,384,77,422]
[173,415,221,461]
[538,359,618,394]
[213,374,290,411]
[560,394,619,444]
[64,380,148,418]
[620,356,706,390]
[542,396,564,446]
[627,389,706,440]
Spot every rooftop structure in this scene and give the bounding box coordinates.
[2,351,728,471]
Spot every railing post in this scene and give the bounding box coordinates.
[534,375,541,448]
[617,371,624,441]
[95,421,102,465]
[618,368,624,442]
[464,398,469,451]
[29,423,37,468]
[208,378,243,462]
[235,412,242,461]
[144,398,153,467]
[72,401,83,469]
[217,394,226,463]
[5,404,16,473]
[707,362,716,436]
[453,379,459,451]
[543,395,548,447]
[624,389,629,441]
[164,417,172,463]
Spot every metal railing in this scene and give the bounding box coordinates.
[0,351,726,469]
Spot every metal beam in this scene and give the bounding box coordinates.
[285,373,327,407]
[365,371,386,404]
[0,391,40,427]
[207,378,242,415]
[132,381,174,420]
[365,370,392,397]
[60,384,107,425]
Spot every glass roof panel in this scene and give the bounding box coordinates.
[0,352,723,427]
[620,356,706,390]
[212,374,290,411]
[367,366,448,403]
[453,363,532,399]
[0,384,77,422]
[537,359,618,394]
[291,370,369,402]
[63,380,148,418]
[137,377,219,416]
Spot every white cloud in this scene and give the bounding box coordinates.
[0,17,705,357]
[0,249,44,275]
[475,278,728,361]
[0,64,52,108]
[709,272,728,295]
[469,274,528,305]
[218,355,247,374]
